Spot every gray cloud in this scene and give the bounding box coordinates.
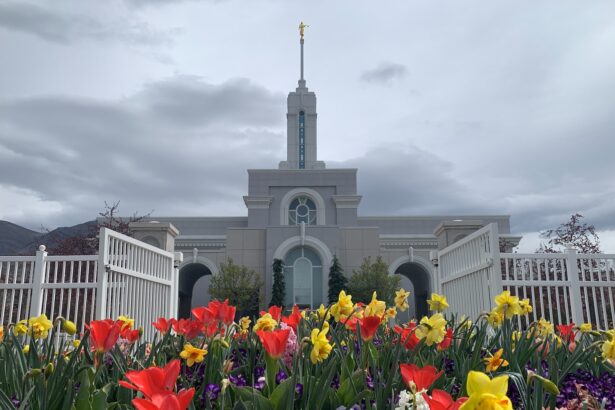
[359,63,407,84]
[0,2,172,45]
[0,76,285,227]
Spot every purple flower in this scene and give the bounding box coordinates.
[295,383,303,397]
[254,376,266,391]
[10,396,20,407]
[229,373,247,387]
[203,383,221,402]
[276,369,288,384]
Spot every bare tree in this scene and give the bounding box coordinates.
[538,213,601,254]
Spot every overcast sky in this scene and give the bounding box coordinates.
[0,0,614,252]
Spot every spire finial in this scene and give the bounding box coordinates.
[298,21,308,40]
[298,21,308,87]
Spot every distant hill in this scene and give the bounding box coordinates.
[0,221,42,255]
[0,220,96,255]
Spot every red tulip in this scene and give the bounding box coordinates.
[88,319,121,353]
[153,318,175,334]
[422,389,468,410]
[192,306,216,325]
[437,328,453,351]
[216,299,236,325]
[133,388,194,410]
[173,319,202,340]
[256,328,290,360]
[400,363,443,392]
[394,323,420,350]
[281,305,303,332]
[357,315,382,341]
[121,328,140,343]
[557,323,575,343]
[119,359,181,398]
[261,305,282,322]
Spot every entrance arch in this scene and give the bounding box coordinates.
[178,261,215,318]
[390,256,433,320]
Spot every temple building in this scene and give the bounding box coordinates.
[128,28,520,318]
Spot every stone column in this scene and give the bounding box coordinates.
[433,220,484,250]
[128,221,179,252]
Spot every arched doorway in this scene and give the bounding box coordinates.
[178,263,212,318]
[392,260,432,320]
[283,246,323,309]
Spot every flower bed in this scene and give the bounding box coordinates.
[0,290,613,409]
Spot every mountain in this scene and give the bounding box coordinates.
[0,221,42,255]
[0,220,96,255]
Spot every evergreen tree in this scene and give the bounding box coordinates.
[328,255,347,304]
[269,258,286,307]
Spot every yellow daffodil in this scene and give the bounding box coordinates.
[180,343,207,367]
[72,339,81,348]
[253,313,277,332]
[62,320,77,335]
[384,307,397,320]
[310,325,332,364]
[487,309,504,328]
[394,288,410,312]
[494,291,521,319]
[117,315,134,331]
[316,304,331,321]
[460,371,512,410]
[28,314,53,339]
[602,340,615,360]
[14,320,28,336]
[239,316,251,334]
[415,313,447,346]
[484,348,509,372]
[579,323,592,333]
[519,298,533,315]
[23,345,30,354]
[535,318,554,338]
[330,290,354,322]
[364,292,386,317]
[427,293,449,312]
[512,331,521,343]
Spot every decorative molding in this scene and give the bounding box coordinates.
[279,187,326,225]
[243,196,273,209]
[379,234,438,248]
[332,195,362,209]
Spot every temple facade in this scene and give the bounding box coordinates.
[128,33,519,318]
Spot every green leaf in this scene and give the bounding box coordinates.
[336,370,366,406]
[91,390,108,410]
[530,373,560,395]
[269,377,295,410]
[232,387,273,410]
[74,368,93,410]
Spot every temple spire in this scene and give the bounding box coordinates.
[298,21,308,89]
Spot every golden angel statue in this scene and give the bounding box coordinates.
[299,21,309,39]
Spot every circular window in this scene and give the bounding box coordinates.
[288,196,317,225]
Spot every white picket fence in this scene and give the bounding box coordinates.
[438,223,502,321]
[0,228,181,341]
[438,223,615,329]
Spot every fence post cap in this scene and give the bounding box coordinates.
[38,245,46,252]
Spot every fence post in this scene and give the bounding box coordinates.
[95,228,109,319]
[565,246,584,325]
[29,245,47,317]
[487,223,503,307]
[172,252,183,318]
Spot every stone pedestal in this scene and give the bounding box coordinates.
[433,220,484,250]
[128,221,179,252]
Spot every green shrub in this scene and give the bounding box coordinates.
[347,256,400,305]
[209,258,263,317]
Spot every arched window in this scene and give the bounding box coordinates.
[283,246,322,308]
[288,196,317,225]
